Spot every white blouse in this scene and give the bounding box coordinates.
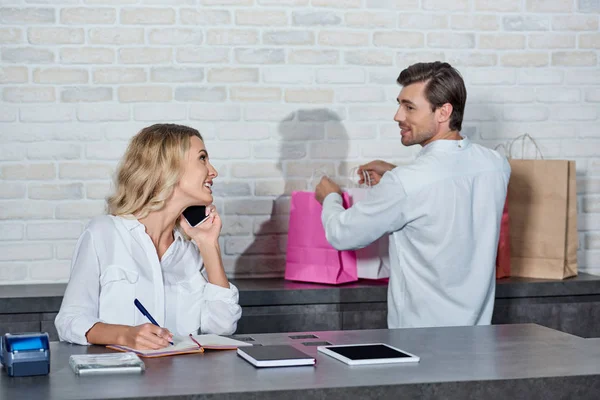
[55,215,242,345]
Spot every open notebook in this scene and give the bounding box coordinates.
[107,334,252,358]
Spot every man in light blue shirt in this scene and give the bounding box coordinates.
[316,62,511,329]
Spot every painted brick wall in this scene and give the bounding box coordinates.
[0,0,599,283]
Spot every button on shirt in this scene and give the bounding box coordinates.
[55,215,242,345]
[322,138,511,329]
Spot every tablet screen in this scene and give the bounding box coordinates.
[326,344,412,360]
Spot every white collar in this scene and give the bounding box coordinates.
[116,215,184,241]
[417,136,470,158]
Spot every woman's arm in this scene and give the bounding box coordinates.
[55,230,104,345]
[196,240,228,288]
[55,229,172,349]
[86,322,172,350]
[179,207,241,334]
[198,284,242,335]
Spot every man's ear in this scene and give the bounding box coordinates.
[436,103,453,124]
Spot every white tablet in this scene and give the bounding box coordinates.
[317,343,420,366]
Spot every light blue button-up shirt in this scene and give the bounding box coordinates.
[322,137,511,329]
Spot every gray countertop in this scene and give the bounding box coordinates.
[1,324,599,400]
[1,273,600,313]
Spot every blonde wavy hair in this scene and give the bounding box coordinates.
[107,124,203,218]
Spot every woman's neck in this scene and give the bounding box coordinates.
[137,205,180,260]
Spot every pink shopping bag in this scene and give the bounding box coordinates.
[285,191,358,285]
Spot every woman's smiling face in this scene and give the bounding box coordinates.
[175,136,218,207]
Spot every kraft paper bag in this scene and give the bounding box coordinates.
[285,191,358,285]
[507,159,578,279]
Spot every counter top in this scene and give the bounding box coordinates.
[1,324,599,400]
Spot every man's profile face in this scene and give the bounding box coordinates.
[394,81,438,147]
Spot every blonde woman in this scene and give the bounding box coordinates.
[55,124,241,349]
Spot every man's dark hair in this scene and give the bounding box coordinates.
[397,62,467,132]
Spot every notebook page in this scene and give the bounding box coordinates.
[190,334,253,349]
[107,335,251,357]
[108,336,200,357]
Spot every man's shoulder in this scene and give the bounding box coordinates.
[470,142,501,157]
[469,143,511,173]
[385,159,438,190]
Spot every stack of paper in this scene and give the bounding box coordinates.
[69,352,145,375]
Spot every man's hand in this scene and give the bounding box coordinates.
[357,160,396,186]
[315,176,343,205]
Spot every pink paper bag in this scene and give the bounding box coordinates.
[285,191,358,285]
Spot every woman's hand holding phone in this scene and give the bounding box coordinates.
[180,204,222,247]
[180,205,228,288]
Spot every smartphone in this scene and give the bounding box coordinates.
[182,205,209,227]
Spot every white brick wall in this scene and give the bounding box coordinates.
[1,0,599,283]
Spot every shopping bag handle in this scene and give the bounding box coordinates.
[309,167,330,191]
[348,167,372,188]
[508,133,544,160]
[494,143,508,157]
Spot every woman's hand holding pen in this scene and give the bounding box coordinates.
[121,323,173,350]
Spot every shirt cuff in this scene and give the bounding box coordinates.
[71,316,102,346]
[323,192,343,208]
[203,282,239,304]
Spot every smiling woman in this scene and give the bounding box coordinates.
[108,124,208,218]
[55,123,241,351]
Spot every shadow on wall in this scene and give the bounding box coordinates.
[459,81,502,151]
[231,108,351,278]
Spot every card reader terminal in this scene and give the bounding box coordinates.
[1,332,50,377]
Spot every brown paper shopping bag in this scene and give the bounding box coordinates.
[507,136,578,279]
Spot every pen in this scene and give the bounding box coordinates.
[134,298,173,345]
[188,333,204,351]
